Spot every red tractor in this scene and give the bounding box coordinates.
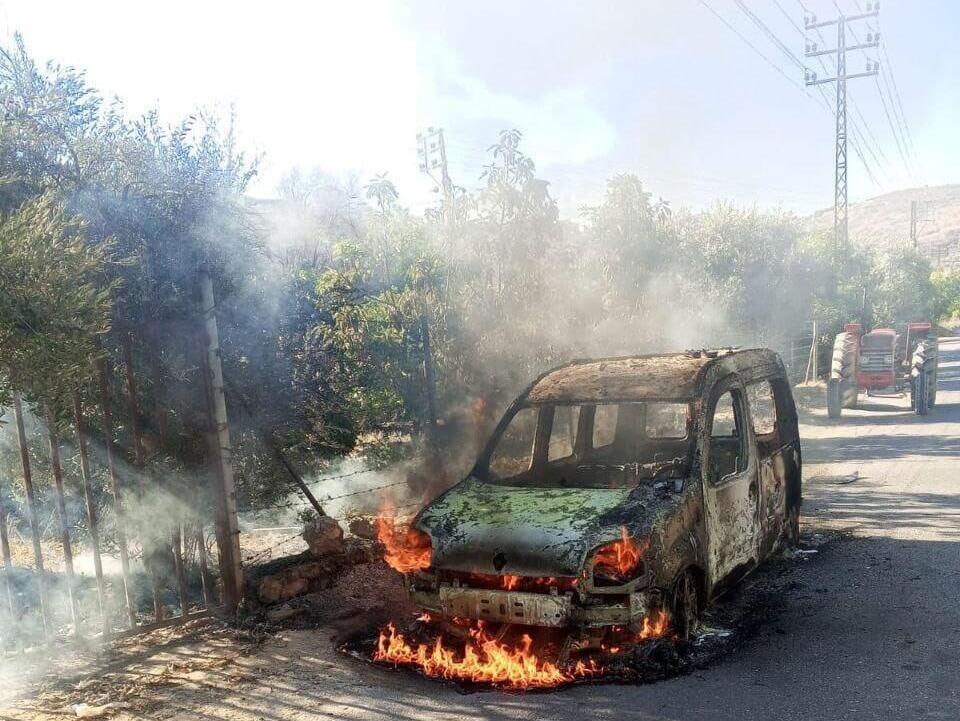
[826,321,939,419]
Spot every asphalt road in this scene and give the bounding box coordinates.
[87,337,960,721]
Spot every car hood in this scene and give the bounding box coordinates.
[415,476,680,577]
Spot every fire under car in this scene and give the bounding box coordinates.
[401,348,802,642]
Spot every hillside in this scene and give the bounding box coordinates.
[806,184,960,266]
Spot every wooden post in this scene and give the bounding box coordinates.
[96,357,137,627]
[72,392,108,634]
[122,335,166,622]
[152,356,189,618]
[194,523,212,608]
[0,476,17,645]
[420,315,438,433]
[812,320,819,381]
[12,395,49,638]
[171,527,188,616]
[198,270,243,611]
[43,403,82,635]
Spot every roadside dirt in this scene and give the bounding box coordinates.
[0,529,837,718]
[0,562,410,720]
[4,337,959,720]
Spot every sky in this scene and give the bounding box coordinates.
[0,0,955,218]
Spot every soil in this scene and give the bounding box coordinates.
[2,338,959,720]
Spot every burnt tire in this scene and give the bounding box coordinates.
[670,570,700,642]
[785,504,800,547]
[826,379,842,419]
[831,332,859,409]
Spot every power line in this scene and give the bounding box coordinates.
[803,5,881,254]
[848,114,888,185]
[879,45,915,155]
[698,0,819,97]
[829,13,897,180]
[730,0,883,188]
[796,0,890,182]
[851,94,891,168]
[732,0,884,185]
[700,0,886,205]
[838,5,912,178]
[877,67,913,174]
[851,0,916,155]
[773,0,805,36]
[875,74,912,176]
[735,0,805,70]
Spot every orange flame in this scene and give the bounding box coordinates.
[636,609,670,640]
[374,622,600,688]
[501,574,522,591]
[463,574,575,592]
[593,527,648,580]
[373,609,671,687]
[376,512,432,574]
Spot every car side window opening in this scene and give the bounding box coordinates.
[592,404,618,450]
[708,390,749,481]
[646,402,689,438]
[746,381,777,436]
[488,407,538,481]
[548,405,580,461]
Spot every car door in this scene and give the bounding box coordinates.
[701,376,761,585]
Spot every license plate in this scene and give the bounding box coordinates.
[439,586,571,627]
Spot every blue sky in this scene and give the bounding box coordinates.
[0,0,955,217]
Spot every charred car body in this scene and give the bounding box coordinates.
[404,349,802,641]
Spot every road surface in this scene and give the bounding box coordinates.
[7,338,960,721]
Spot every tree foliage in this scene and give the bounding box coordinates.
[0,34,951,516]
[0,194,114,405]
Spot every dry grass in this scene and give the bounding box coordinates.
[806,183,960,266]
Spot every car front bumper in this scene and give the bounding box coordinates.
[409,585,659,628]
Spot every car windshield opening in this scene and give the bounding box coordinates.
[482,401,693,489]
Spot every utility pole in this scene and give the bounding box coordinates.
[910,199,918,247]
[910,199,934,248]
[416,127,454,227]
[804,3,880,258]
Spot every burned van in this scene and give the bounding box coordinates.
[404,349,802,640]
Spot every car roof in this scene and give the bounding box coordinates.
[525,348,782,403]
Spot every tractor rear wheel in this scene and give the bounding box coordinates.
[911,340,937,415]
[912,371,929,416]
[826,379,842,419]
[831,331,859,410]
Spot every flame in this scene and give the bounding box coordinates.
[376,511,432,574]
[371,608,671,687]
[452,573,577,593]
[374,622,600,689]
[593,527,648,580]
[501,574,521,590]
[636,609,670,640]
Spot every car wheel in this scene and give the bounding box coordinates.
[671,570,700,642]
[785,504,800,546]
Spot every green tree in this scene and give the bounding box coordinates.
[931,267,960,321]
[0,194,114,405]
